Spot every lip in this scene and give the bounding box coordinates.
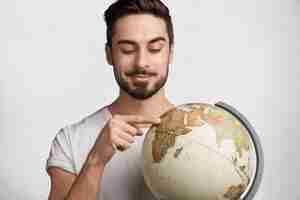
[131,74,151,79]
[131,74,152,81]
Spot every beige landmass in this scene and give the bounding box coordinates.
[223,184,246,200]
[202,107,251,184]
[151,104,250,165]
[148,104,251,198]
[152,108,194,162]
[213,117,250,158]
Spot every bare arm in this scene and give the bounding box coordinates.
[47,167,75,200]
[47,114,160,200]
[47,150,105,200]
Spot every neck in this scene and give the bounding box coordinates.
[108,88,175,118]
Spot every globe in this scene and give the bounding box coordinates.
[142,102,263,200]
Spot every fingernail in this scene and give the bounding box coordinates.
[136,129,143,135]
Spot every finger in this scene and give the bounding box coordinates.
[117,120,141,136]
[119,115,161,125]
[136,129,144,136]
[119,122,147,136]
[112,142,127,152]
[112,137,131,151]
[118,131,135,144]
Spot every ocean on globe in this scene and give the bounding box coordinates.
[142,103,257,200]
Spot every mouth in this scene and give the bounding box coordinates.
[130,74,152,81]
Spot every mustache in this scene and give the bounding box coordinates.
[125,68,156,76]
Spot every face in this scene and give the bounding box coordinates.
[106,14,173,100]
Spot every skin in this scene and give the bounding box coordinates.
[106,14,175,118]
[47,14,175,200]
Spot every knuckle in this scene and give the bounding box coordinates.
[136,116,143,122]
[110,118,117,125]
[109,119,118,128]
[126,135,133,142]
[110,127,118,135]
[109,128,118,136]
[114,114,121,120]
[130,130,137,137]
[124,143,130,148]
[129,130,136,136]
[133,128,139,135]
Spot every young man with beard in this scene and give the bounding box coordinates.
[46,0,175,199]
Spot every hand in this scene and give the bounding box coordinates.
[90,114,161,166]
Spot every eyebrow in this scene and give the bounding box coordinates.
[149,37,167,44]
[117,40,136,46]
[117,37,167,46]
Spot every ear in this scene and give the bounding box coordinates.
[105,44,113,66]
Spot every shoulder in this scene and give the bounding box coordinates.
[49,106,112,173]
[57,106,111,143]
[69,106,111,134]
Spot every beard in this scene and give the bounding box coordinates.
[113,65,169,100]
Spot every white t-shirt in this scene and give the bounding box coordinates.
[46,106,156,200]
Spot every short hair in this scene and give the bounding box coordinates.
[104,0,174,47]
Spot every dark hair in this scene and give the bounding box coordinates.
[104,0,174,47]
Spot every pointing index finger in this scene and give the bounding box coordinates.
[121,115,161,125]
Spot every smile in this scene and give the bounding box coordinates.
[131,74,152,81]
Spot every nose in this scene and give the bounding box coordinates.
[135,49,149,69]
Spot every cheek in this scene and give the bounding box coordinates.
[157,48,171,64]
[154,53,170,72]
[112,54,133,71]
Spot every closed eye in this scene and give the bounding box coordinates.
[148,42,164,54]
[121,49,136,54]
[149,48,162,53]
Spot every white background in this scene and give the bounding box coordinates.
[1,0,299,199]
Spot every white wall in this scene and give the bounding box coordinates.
[1,0,299,199]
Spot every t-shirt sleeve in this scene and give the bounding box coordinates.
[46,126,76,175]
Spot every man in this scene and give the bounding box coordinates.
[46,0,175,199]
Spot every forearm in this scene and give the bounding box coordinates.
[65,150,105,200]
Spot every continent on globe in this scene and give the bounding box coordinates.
[223,184,246,200]
[152,107,205,163]
[143,103,258,200]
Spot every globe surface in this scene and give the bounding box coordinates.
[142,103,257,200]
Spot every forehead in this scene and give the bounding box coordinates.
[112,14,169,44]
